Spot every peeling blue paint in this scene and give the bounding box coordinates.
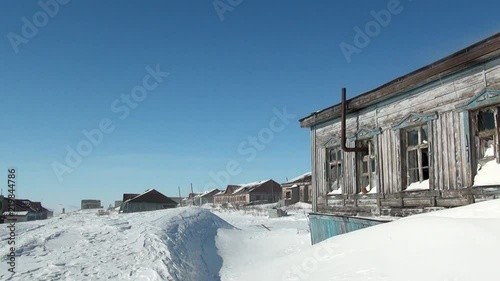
[308,213,390,244]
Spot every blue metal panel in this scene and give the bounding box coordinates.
[309,213,389,244]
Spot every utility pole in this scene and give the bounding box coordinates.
[178,186,182,207]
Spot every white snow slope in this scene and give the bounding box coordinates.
[217,199,500,281]
[0,207,233,281]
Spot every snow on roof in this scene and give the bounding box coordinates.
[194,189,219,198]
[123,189,157,204]
[233,179,272,194]
[283,172,312,184]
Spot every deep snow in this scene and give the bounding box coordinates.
[219,199,500,281]
[3,200,500,281]
[0,208,232,281]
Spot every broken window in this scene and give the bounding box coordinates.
[404,125,430,188]
[356,139,377,193]
[476,108,497,160]
[327,146,343,192]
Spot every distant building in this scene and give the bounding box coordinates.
[114,200,123,208]
[120,189,178,213]
[281,173,312,205]
[214,180,282,206]
[193,189,220,205]
[213,185,240,205]
[81,199,102,210]
[0,196,51,223]
[183,192,201,206]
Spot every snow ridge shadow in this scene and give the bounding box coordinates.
[149,208,233,281]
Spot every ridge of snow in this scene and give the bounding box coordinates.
[0,207,233,281]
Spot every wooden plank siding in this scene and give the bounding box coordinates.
[311,56,500,204]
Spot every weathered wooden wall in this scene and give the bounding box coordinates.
[311,57,500,203]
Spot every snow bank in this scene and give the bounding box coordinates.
[282,202,312,212]
[225,199,500,281]
[0,207,233,281]
[474,159,500,186]
[216,211,310,281]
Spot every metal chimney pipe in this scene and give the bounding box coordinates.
[341,88,368,153]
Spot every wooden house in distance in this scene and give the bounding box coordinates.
[214,180,282,206]
[281,172,312,205]
[81,199,102,210]
[120,189,178,213]
[300,33,500,243]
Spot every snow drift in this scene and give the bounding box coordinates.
[227,199,500,281]
[0,207,233,281]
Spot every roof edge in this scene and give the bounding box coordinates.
[300,32,500,128]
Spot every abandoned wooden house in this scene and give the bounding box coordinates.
[192,189,220,206]
[300,33,500,243]
[213,185,241,205]
[281,172,312,205]
[0,196,51,223]
[120,189,178,213]
[213,180,282,206]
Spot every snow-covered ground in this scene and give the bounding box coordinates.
[0,208,233,281]
[219,199,500,281]
[2,200,500,280]
[214,209,311,281]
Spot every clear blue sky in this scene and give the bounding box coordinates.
[0,0,498,211]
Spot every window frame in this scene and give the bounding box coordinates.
[326,146,343,192]
[403,124,430,189]
[355,139,377,193]
[476,107,498,160]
